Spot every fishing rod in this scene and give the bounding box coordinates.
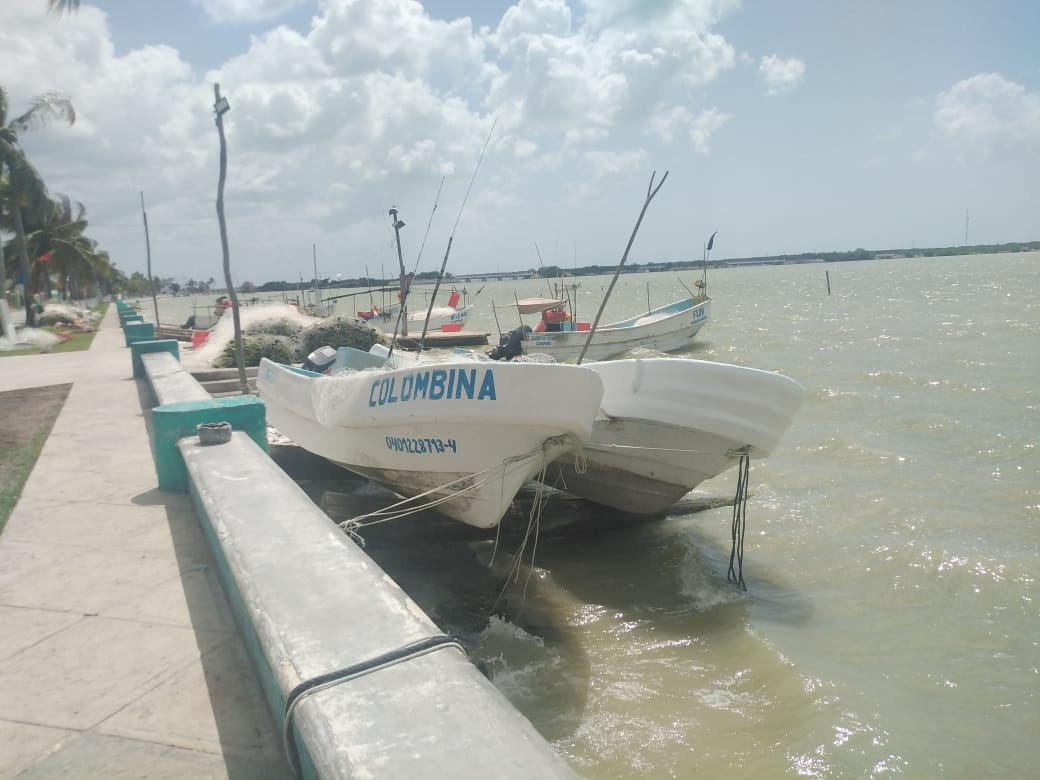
[534,242,554,297]
[319,286,400,303]
[414,178,444,274]
[416,117,497,353]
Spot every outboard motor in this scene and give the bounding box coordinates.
[302,345,337,373]
[488,325,531,361]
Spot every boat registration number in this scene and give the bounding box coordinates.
[385,436,458,455]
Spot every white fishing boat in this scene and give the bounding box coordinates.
[256,353,604,528]
[494,295,710,363]
[544,357,805,514]
[357,289,475,334]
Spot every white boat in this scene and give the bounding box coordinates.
[497,296,710,362]
[544,357,805,514]
[256,353,604,528]
[357,289,474,335]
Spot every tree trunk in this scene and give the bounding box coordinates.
[12,207,36,328]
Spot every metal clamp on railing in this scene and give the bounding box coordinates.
[282,634,466,778]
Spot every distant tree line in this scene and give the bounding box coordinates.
[253,269,448,293]
[238,240,1039,290]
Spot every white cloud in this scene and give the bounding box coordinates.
[579,0,741,32]
[569,147,649,200]
[934,73,1040,160]
[646,105,730,154]
[192,0,311,24]
[0,0,748,281]
[758,54,805,95]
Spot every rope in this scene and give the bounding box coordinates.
[495,453,554,605]
[282,634,465,779]
[727,454,751,590]
[588,442,755,456]
[338,436,574,542]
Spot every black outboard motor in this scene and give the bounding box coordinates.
[302,345,337,373]
[488,325,531,361]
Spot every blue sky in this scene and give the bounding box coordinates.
[3,0,1037,285]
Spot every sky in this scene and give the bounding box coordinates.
[2,0,1038,286]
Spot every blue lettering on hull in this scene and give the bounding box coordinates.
[369,367,497,407]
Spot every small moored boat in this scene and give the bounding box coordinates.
[495,295,710,363]
[257,352,604,528]
[544,357,805,514]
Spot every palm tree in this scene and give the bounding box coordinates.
[0,86,75,326]
[1,156,49,308]
[17,194,110,301]
[48,0,80,14]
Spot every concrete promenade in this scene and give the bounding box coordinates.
[0,306,291,778]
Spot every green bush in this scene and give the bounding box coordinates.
[295,316,382,361]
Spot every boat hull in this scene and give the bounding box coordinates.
[522,298,710,362]
[546,357,805,514]
[257,358,603,528]
[365,304,473,334]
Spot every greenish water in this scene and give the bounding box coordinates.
[167,252,1040,777]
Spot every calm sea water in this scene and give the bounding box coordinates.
[156,253,1039,777]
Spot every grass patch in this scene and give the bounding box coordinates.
[0,384,72,534]
[0,301,108,357]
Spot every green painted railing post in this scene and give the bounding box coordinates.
[130,339,180,378]
[124,321,155,346]
[151,396,267,492]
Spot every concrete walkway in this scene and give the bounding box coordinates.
[0,306,292,778]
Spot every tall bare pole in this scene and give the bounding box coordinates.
[417,119,495,351]
[140,191,160,326]
[387,208,408,359]
[213,83,248,394]
[576,171,669,365]
[312,243,322,315]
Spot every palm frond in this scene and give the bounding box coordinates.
[48,0,80,16]
[10,92,76,132]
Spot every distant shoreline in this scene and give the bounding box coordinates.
[392,241,1040,286]
[179,242,1040,294]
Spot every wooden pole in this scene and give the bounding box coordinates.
[577,171,669,365]
[213,83,248,394]
[140,192,160,326]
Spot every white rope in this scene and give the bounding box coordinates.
[338,436,572,542]
[491,447,559,609]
